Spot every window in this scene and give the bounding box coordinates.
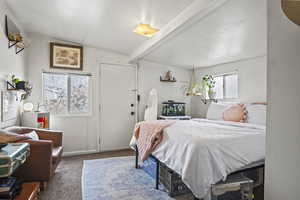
[214,73,238,99]
[43,72,90,115]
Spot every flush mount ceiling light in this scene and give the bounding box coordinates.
[133,24,159,38]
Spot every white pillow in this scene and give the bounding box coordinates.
[246,104,266,125]
[23,131,39,140]
[206,103,229,120]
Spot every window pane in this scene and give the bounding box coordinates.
[225,74,238,99]
[215,76,224,99]
[43,73,68,114]
[70,75,89,113]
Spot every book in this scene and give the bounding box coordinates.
[0,178,16,193]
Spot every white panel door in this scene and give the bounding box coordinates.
[100,64,137,151]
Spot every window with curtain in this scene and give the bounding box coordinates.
[214,72,238,99]
[42,72,90,115]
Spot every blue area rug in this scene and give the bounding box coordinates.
[82,156,191,200]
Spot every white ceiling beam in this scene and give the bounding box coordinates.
[129,0,229,63]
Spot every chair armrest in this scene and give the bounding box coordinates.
[34,129,63,147]
[5,126,63,147]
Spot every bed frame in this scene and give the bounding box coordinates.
[134,145,264,199]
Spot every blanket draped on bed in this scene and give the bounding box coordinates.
[134,120,174,161]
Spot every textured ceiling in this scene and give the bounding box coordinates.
[144,0,267,68]
[5,0,195,54]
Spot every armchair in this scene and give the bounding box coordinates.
[5,126,63,182]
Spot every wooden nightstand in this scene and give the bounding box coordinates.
[15,182,40,200]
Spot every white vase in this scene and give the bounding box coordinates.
[208,89,216,99]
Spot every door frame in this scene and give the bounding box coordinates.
[97,62,138,152]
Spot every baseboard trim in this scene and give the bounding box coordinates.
[63,150,98,157]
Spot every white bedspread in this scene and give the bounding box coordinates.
[151,119,265,199]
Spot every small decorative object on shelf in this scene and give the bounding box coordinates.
[22,112,50,129]
[6,75,32,101]
[202,75,216,99]
[160,71,176,82]
[5,15,26,54]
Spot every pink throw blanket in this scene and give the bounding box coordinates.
[134,120,174,161]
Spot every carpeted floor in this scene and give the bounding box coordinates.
[40,149,135,200]
[40,150,193,200]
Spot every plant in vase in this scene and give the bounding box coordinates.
[10,75,32,101]
[21,82,32,101]
[11,75,26,90]
[202,75,216,99]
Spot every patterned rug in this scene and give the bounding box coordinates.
[82,156,193,200]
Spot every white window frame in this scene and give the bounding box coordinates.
[214,71,239,100]
[42,71,93,117]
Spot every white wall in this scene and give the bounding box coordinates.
[265,0,300,199]
[26,33,130,155]
[26,33,191,155]
[191,55,267,117]
[0,1,26,128]
[138,61,191,120]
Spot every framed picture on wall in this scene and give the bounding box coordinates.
[50,43,83,70]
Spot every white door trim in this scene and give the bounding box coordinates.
[97,62,138,152]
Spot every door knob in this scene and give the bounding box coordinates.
[130,104,134,107]
[131,112,135,116]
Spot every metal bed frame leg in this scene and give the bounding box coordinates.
[135,145,160,190]
[156,158,160,190]
[135,145,139,169]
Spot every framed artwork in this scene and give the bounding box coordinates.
[50,43,83,70]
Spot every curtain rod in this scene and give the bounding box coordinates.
[42,69,92,76]
[213,70,238,77]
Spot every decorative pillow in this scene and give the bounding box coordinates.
[23,131,39,141]
[0,130,30,143]
[223,104,247,123]
[246,104,266,125]
[206,103,229,120]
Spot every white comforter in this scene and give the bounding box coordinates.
[151,119,265,199]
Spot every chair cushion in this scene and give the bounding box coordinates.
[52,146,63,164]
[23,131,40,140]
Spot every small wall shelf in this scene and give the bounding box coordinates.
[201,98,218,104]
[6,81,26,91]
[160,77,177,82]
[5,15,25,54]
[7,81,18,91]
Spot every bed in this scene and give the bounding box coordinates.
[131,103,266,199]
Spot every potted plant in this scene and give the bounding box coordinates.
[11,75,26,90]
[202,75,216,99]
[10,75,32,101]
